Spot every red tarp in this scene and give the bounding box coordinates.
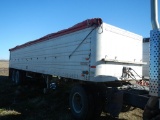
[9,18,102,51]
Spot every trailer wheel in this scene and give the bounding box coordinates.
[11,70,16,82]
[69,85,94,120]
[15,71,21,85]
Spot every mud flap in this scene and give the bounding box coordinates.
[105,88,123,118]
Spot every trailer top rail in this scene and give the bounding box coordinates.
[9,18,102,51]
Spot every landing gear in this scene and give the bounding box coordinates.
[11,70,16,82]
[15,70,20,84]
[11,70,22,85]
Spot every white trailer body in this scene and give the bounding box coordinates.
[142,38,150,79]
[9,18,143,82]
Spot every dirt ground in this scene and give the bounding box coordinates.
[0,61,143,120]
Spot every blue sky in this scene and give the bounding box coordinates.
[0,0,158,59]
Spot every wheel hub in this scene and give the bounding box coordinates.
[72,92,83,113]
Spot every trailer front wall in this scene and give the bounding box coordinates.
[90,23,143,82]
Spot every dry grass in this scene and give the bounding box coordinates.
[0,109,21,116]
[0,77,144,120]
[0,60,143,120]
[119,108,143,120]
[0,77,72,120]
[0,60,9,68]
[0,60,9,76]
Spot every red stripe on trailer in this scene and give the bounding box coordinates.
[9,18,102,51]
[90,66,96,68]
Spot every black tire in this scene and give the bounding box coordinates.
[69,85,94,120]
